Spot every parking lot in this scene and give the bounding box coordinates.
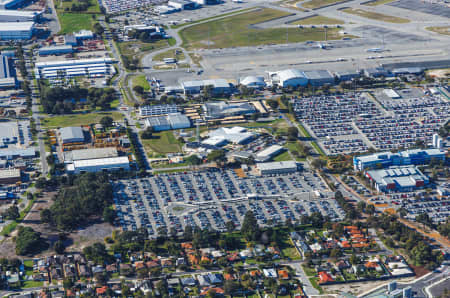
[113,168,344,236]
[293,91,449,154]
[378,189,450,224]
[293,93,381,154]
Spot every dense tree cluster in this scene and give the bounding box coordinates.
[40,85,116,114]
[15,226,48,255]
[334,191,360,220]
[127,128,146,173]
[40,173,113,231]
[66,0,93,11]
[367,214,443,269]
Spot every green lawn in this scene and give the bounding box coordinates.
[311,141,326,156]
[309,277,324,294]
[132,75,151,91]
[151,161,187,169]
[22,280,44,288]
[364,0,396,6]
[291,15,344,25]
[180,8,350,49]
[42,112,124,128]
[58,13,95,34]
[23,260,34,276]
[141,131,183,156]
[273,150,293,162]
[341,8,410,23]
[302,264,316,276]
[55,0,101,13]
[302,0,348,9]
[426,26,450,36]
[153,49,186,62]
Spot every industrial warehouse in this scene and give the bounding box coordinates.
[0,9,40,22]
[0,21,34,40]
[0,53,15,89]
[365,166,430,193]
[34,58,116,79]
[257,161,299,175]
[66,156,130,174]
[144,113,191,131]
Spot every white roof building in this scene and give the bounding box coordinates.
[202,126,255,147]
[240,76,266,88]
[255,145,285,162]
[271,69,308,88]
[0,22,34,40]
[67,156,130,173]
[0,9,40,22]
[257,161,298,175]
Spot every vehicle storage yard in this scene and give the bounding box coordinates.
[293,90,450,154]
[113,167,345,236]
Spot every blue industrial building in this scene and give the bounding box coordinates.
[353,148,446,171]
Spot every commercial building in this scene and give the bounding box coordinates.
[66,156,130,174]
[168,0,197,9]
[383,89,400,99]
[139,104,178,117]
[38,45,73,56]
[353,148,447,171]
[59,127,85,145]
[239,76,266,89]
[364,67,390,78]
[64,34,77,46]
[34,58,115,79]
[0,168,21,184]
[202,126,254,147]
[74,30,93,40]
[365,166,429,193]
[0,148,35,159]
[270,69,308,88]
[255,145,285,162]
[203,101,256,119]
[63,147,118,163]
[304,70,335,86]
[182,79,232,95]
[257,161,298,175]
[0,54,15,89]
[391,67,423,76]
[335,70,360,81]
[0,0,27,9]
[144,113,191,131]
[167,113,191,130]
[0,21,34,40]
[0,122,22,147]
[0,9,39,22]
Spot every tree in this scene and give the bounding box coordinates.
[184,225,193,241]
[311,158,326,169]
[93,22,104,36]
[225,221,235,233]
[349,254,359,265]
[103,207,115,224]
[224,280,240,295]
[141,127,154,139]
[83,242,111,264]
[15,226,48,255]
[266,99,279,109]
[241,211,259,241]
[40,209,52,224]
[3,205,19,220]
[207,150,226,164]
[54,240,65,254]
[185,154,202,166]
[100,116,113,128]
[133,85,144,95]
[287,127,298,141]
[366,204,375,215]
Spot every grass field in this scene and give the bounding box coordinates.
[55,0,101,13]
[141,131,183,156]
[341,8,410,23]
[291,15,344,25]
[132,75,151,91]
[153,49,186,62]
[363,0,396,6]
[302,0,348,9]
[180,8,349,49]
[273,151,293,162]
[426,26,450,36]
[118,40,168,68]
[42,112,124,128]
[58,13,95,34]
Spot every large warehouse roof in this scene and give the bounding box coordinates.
[35,58,114,69]
[0,21,34,31]
[257,161,297,171]
[59,126,84,142]
[64,147,118,162]
[240,76,266,87]
[0,9,39,17]
[304,70,333,80]
[73,156,129,168]
[256,145,284,159]
[277,69,306,82]
[0,55,11,79]
[0,168,20,179]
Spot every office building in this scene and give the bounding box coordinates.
[335,70,360,81]
[34,58,115,79]
[182,79,232,95]
[366,166,429,193]
[66,156,130,174]
[0,168,21,184]
[202,126,254,147]
[257,161,298,175]
[203,101,256,119]
[255,145,285,162]
[353,148,446,171]
[38,45,73,56]
[139,104,178,117]
[59,127,85,145]
[0,22,34,40]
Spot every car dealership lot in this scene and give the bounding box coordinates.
[113,168,344,236]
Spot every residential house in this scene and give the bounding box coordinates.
[105,263,117,274]
[318,271,334,284]
[181,276,197,286]
[263,268,277,278]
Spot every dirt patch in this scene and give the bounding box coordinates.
[410,265,430,277]
[427,69,450,78]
